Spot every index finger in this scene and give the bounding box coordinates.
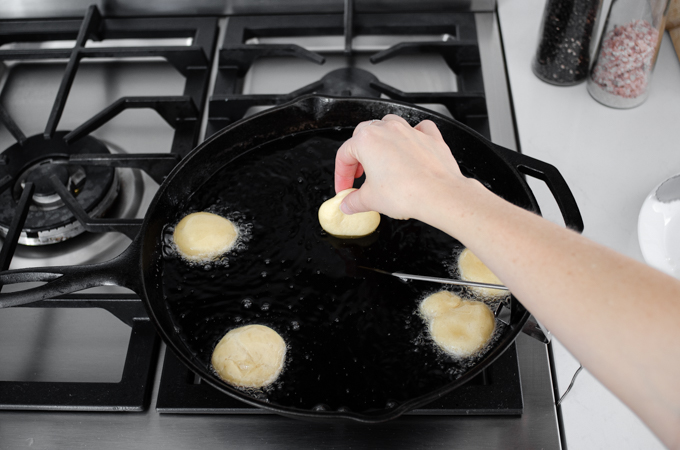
[334,138,360,193]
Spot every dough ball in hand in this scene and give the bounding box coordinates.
[458,248,506,298]
[173,212,238,261]
[318,189,380,238]
[211,324,287,388]
[419,290,495,358]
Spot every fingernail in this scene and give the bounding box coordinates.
[340,202,352,215]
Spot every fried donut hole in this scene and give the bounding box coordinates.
[458,248,506,299]
[420,290,495,358]
[211,325,287,388]
[173,212,238,261]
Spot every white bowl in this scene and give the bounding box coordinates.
[638,174,680,279]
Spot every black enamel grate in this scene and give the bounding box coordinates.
[0,6,218,411]
[207,12,488,139]
[0,295,159,412]
[0,5,217,246]
[0,7,523,416]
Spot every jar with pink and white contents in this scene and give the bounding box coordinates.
[587,0,669,108]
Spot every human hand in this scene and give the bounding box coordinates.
[334,114,470,222]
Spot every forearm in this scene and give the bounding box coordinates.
[335,115,680,446]
[424,177,680,448]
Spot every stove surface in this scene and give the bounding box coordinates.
[0,6,562,449]
[1,334,559,450]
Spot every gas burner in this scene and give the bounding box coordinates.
[0,131,119,246]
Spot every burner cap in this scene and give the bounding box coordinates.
[0,132,119,245]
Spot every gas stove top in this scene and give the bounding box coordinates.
[0,3,563,448]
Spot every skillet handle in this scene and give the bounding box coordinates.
[0,237,142,308]
[492,144,584,233]
[493,144,582,344]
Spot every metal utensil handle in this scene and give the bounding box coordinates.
[391,272,509,290]
[492,143,584,233]
[0,236,142,308]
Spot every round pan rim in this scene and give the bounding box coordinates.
[140,94,534,423]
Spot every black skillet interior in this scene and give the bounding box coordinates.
[141,95,535,422]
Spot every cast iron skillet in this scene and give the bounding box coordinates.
[0,95,583,422]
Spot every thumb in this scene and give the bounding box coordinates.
[340,189,370,215]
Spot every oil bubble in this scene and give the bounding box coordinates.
[291,321,300,330]
[261,303,270,311]
[242,299,252,308]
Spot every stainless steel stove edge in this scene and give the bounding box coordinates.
[0,335,560,449]
[0,0,496,19]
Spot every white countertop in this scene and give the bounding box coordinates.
[498,0,680,448]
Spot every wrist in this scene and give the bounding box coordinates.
[415,176,500,239]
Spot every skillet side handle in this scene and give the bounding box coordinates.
[492,144,583,344]
[492,144,584,233]
[0,237,143,308]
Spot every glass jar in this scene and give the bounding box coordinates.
[587,0,670,108]
[532,0,604,85]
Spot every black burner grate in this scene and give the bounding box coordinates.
[0,7,524,416]
[207,12,488,139]
[0,295,159,412]
[0,6,218,411]
[0,5,218,243]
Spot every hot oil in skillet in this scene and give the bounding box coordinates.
[161,128,499,413]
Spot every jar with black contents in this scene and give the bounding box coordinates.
[532,0,604,85]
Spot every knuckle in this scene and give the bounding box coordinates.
[383,120,403,131]
[353,126,376,142]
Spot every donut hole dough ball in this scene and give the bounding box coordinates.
[211,325,287,388]
[420,290,462,320]
[419,290,495,358]
[318,189,380,238]
[458,248,506,299]
[173,212,238,261]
